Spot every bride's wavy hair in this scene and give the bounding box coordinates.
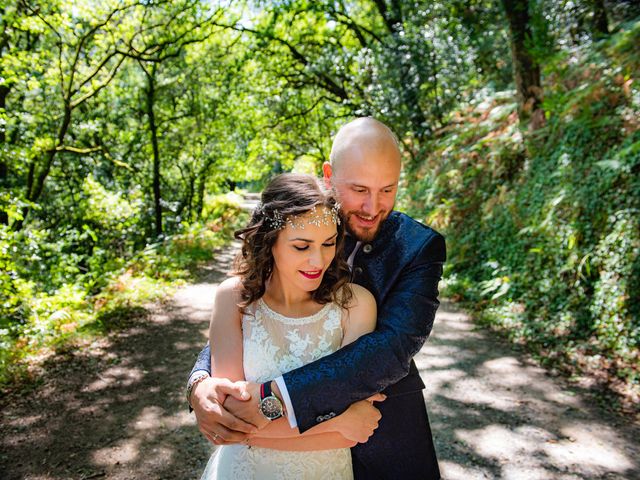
[233,173,352,311]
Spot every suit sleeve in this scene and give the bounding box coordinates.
[189,342,212,379]
[282,232,446,432]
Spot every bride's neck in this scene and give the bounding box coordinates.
[264,271,313,311]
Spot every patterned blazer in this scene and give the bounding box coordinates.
[282,211,446,431]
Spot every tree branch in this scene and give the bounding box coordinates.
[213,20,349,102]
[70,54,125,108]
[55,145,102,154]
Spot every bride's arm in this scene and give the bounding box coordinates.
[248,285,381,447]
[248,433,356,451]
[209,277,245,382]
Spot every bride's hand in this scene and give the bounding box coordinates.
[223,381,272,431]
[191,377,258,445]
[331,393,385,444]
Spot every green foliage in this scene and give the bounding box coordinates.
[0,192,246,389]
[1,0,637,408]
[404,21,640,397]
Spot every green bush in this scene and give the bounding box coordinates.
[403,22,640,401]
[0,189,248,390]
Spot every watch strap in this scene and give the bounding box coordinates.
[261,381,273,401]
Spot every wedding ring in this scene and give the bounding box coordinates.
[212,433,220,441]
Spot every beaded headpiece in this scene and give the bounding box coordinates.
[256,203,341,230]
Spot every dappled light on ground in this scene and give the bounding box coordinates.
[419,301,640,479]
[2,243,638,479]
[0,244,240,479]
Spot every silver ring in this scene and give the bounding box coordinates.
[212,433,220,441]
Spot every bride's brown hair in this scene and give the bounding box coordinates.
[233,173,352,311]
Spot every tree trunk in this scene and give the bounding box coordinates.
[591,0,609,37]
[501,0,544,129]
[144,64,162,238]
[194,157,216,221]
[194,170,205,221]
[13,103,72,231]
[0,84,9,225]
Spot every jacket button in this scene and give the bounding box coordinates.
[354,267,363,275]
[363,244,372,253]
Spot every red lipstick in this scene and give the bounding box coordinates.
[300,270,322,279]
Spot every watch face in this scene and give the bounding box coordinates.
[260,396,283,420]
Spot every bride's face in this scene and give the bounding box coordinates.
[270,207,338,294]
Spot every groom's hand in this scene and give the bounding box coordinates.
[223,381,271,430]
[191,377,258,445]
[331,393,385,444]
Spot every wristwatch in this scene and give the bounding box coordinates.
[259,381,284,421]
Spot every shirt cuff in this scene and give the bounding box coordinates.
[274,376,298,428]
[188,369,210,386]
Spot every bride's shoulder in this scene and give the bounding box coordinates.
[344,283,376,312]
[215,276,243,307]
[339,284,377,342]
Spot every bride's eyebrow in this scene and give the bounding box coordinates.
[288,233,338,243]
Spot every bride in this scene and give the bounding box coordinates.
[201,173,383,479]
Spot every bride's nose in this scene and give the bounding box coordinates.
[307,248,323,268]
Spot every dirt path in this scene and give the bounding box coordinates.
[418,303,640,479]
[1,240,639,479]
[0,242,239,480]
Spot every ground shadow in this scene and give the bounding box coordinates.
[0,244,237,480]
[419,300,640,479]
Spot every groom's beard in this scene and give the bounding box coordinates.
[344,208,392,243]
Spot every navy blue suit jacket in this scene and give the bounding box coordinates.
[190,212,445,479]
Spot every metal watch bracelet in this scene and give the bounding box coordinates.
[186,371,210,408]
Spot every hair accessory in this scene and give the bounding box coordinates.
[266,209,285,230]
[260,203,341,230]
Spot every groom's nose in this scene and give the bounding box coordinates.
[363,193,379,214]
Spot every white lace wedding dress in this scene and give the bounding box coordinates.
[200,297,353,480]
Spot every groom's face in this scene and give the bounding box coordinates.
[328,143,401,243]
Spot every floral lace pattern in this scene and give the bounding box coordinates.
[201,299,353,480]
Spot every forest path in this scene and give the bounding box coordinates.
[2,234,640,479]
[419,303,640,479]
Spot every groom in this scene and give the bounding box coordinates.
[188,117,445,479]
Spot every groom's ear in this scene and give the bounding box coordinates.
[322,162,332,188]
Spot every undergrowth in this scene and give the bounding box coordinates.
[0,192,248,392]
[403,21,640,416]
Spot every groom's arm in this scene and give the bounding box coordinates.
[285,232,445,432]
[188,342,211,384]
[190,232,444,435]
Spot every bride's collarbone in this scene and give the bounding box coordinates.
[260,295,327,319]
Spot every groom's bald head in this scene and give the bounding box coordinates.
[323,117,401,242]
[329,117,400,174]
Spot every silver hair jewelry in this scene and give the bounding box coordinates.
[259,203,341,230]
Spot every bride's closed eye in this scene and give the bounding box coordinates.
[293,242,335,251]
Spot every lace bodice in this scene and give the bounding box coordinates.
[243,298,345,383]
[201,298,353,480]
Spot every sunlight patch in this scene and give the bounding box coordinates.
[92,439,140,465]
